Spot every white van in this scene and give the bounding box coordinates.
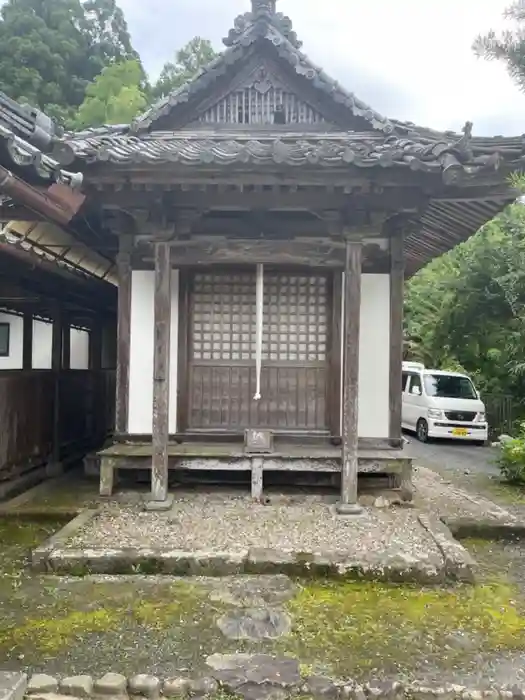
[401,362,488,444]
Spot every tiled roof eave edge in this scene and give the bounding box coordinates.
[0,124,83,188]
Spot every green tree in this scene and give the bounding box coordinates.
[73,59,147,128]
[473,0,525,92]
[0,0,139,123]
[152,37,219,100]
[405,203,525,403]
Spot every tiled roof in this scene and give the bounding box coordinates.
[64,129,524,186]
[0,92,83,187]
[0,124,83,187]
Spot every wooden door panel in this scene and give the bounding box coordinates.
[188,269,329,431]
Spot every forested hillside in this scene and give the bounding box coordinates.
[0,0,218,128]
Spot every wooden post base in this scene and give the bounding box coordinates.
[336,502,363,515]
[251,457,263,501]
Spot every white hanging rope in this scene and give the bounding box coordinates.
[253,263,264,401]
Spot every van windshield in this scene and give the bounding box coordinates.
[423,374,477,400]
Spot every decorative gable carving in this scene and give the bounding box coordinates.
[197,65,327,126]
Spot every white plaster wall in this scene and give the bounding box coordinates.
[0,316,91,371]
[33,320,52,369]
[0,312,23,369]
[128,270,180,435]
[359,275,390,438]
[340,273,390,439]
[70,328,89,369]
[128,270,155,434]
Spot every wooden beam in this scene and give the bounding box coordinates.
[98,187,428,213]
[389,228,404,445]
[337,240,363,515]
[22,312,33,370]
[87,165,444,190]
[133,239,390,269]
[151,242,172,503]
[115,234,133,434]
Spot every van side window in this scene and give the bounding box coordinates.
[410,374,422,395]
[402,372,409,392]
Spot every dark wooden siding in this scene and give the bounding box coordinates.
[0,369,115,481]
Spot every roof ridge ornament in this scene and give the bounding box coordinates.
[252,0,276,15]
[224,0,302,49]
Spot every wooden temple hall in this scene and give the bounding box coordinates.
[1,0,524,509]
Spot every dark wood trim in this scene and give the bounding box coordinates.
[328,270,342,437]
[340,240,362,510]
[22,313,33,369]
[115,235,133,434]
[88,323,102,370]
[0,321,10,358]
[389,228,405,445]
[62,317,71,371]
[177,269,190,433]
[151,242,172,502]
[51,306,63,464]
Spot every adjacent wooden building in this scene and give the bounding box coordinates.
[38,0,525,507]
[0,93,117,498]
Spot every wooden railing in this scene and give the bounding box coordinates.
[0,369,115,479]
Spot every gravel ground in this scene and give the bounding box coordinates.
[66,493,441,563]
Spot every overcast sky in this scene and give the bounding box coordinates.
[117,0,525,137]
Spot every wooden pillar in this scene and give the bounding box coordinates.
[22,312,33,370]
[389,227,405,446]
[151,242,172,505]
[115,235,132,435]
[51,306,63,468]
[88,321,102,442]
[62,317,71,371]
[337,239,363,515]
[88,322,102,370]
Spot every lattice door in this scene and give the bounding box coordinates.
[188,269,329,431]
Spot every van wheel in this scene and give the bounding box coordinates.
[417,419,429,443]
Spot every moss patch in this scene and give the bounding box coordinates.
[0,517,62,576]
[280,579,525,678]
[0,580,210,654]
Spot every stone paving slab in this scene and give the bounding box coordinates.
[28,492,477,583]
[0,673,27,700]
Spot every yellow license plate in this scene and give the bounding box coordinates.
[452,428,469,436]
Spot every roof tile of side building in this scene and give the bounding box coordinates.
[0,92,83,187]
[0,124,83,187]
